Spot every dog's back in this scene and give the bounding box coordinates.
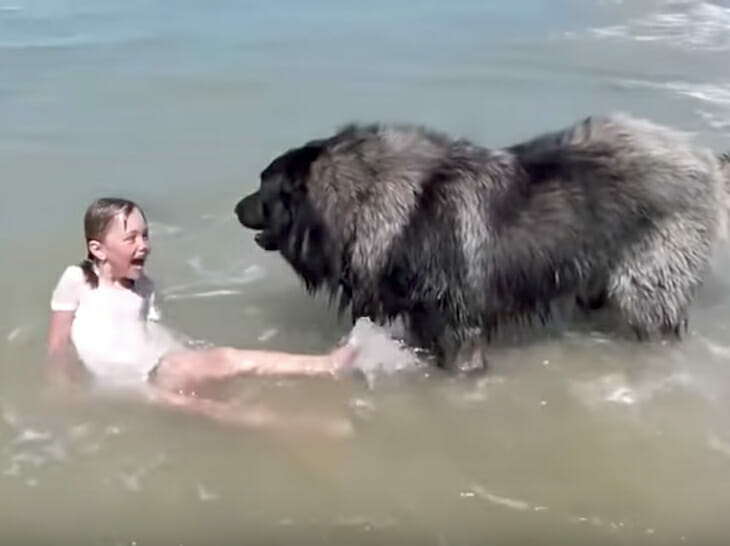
[436,114,730,365]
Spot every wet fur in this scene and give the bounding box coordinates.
[236,113,730,372]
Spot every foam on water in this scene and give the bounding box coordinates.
[707,433,730,457]
[570,1,730,51]
[196,482,220,502]
[697,108,730,131]
[163,259,264,292]
[464,484,532,511]
[257,328,278,342]
[163,289,243,301]
[109,452,168,493]
[700,335,730,358]
[1,401,19,428]
[332,514,399,530]
[619,78,730,105]
[6,325,31,344]
[12,428,52,444]
[615,78,730,135]
[568,366,704,411]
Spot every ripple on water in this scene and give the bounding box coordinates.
[463,484,532,511]
[161,259,265,300]
[6,325,32,344]
[196,482,220,502]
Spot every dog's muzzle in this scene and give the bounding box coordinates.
[234,191,278,251]
[235,191,264,230]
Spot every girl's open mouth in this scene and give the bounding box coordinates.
[130,257,146,267]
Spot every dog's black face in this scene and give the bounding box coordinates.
[235,140,326,251]
[235,139,341,293]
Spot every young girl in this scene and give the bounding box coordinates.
[47,197,358,434]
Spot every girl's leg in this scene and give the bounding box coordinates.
[151,342,358,393]
[146,386,354,438]
[145,343,359,437]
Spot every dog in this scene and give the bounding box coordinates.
[235,113,730,372]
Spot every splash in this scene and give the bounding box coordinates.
[345,317,424,387]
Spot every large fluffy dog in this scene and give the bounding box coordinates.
[235,113,730,372]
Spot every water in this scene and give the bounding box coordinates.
[3,0,730,543]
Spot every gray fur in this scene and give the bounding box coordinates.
[235,112,730,372]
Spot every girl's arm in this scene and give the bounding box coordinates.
[45,310,86,392]
[47,310,74,358]
[46,265,87,391]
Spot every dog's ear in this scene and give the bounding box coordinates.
[280,139,326,193]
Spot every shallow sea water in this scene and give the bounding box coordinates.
[3,0,730,544]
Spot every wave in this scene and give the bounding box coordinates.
[619,78,730,105]
[617,78,730,133]
[567,1,730,52]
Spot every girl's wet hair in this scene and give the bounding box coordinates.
[80,197,146,288]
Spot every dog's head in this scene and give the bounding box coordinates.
[235,141,324,250]
[235,138,342,292]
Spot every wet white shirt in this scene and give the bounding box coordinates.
[50,265,183,386]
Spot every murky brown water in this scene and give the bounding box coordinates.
[3,0,730,544]
[5,228,730,545]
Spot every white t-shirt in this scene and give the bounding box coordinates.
[50,265,184,385]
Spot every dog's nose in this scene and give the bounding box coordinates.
[234,198,245,221]
[235,191,264,229]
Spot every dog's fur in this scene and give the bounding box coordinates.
[236,113,730,372]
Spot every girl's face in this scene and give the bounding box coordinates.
[89,207,151,281]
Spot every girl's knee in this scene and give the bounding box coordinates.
[152,352,197,391]
[209,347,236,363]
[157,352,187,374]
[208,347,252,372]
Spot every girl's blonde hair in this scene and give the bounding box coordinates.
[80,197,146,287]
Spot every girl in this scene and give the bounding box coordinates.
[47,197,358,434]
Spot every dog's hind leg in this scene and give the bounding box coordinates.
[606,219,712,341]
